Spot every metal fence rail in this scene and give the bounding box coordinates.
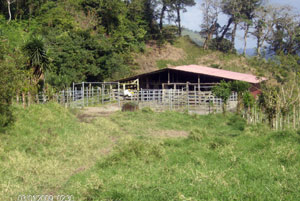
[16,88,237,114]
[122,89,237,114]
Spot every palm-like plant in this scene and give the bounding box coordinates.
[23,36,49,84]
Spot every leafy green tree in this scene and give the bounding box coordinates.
[219,0,262,50]
[0,62,16,132]
[170,0,195,36]
[0,39,20,132]
[212,80,232,115]
[258,84,278,128]
[252,5,274,57]
[200,0,221,50]
[267,5,300,56]
[209,38,234,53]
[230,81,250,114]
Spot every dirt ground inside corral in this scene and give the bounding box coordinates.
[77,104,121,122]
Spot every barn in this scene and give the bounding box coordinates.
[119,65,267,95]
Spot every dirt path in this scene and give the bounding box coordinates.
[77,104,121,122]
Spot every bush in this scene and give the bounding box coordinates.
[0,60,18,132]
[141,107,153,113]
[188,128,207,141]
[227,115,247,131]
[122,102,139,112]
[209,38,235,53]
[209,137,229,149]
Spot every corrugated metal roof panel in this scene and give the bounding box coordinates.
[170,65,267,84]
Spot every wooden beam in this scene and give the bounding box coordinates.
[161,82,217,86]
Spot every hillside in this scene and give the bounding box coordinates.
[134,37,270,78]
[181,28,204,46]
[1,103,300,200]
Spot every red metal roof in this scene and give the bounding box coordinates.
[170,65,267,84]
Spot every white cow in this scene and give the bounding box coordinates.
[124,89,133,97]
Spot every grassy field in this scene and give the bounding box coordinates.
[1,103,300,200]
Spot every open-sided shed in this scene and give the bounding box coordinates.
[118,65,267,95]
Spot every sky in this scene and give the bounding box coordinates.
[181,0,300,50]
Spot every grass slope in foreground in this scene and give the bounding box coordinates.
[1,104,300,200]
[0,103,114,200]
[66,109,300,201]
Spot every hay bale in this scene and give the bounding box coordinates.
[122,102,139,112]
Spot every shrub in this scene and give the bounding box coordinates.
[209,137,229,149]
[227,115,247,131]
[188,128,207,141]
[0,60,18,132]
[209,38,235,53]
[141,107,153,113]
[122,102,139,112]
[212,80,232,115]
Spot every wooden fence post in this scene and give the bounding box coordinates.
[27,92,31,107]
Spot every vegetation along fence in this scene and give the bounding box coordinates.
[16,82,300,131]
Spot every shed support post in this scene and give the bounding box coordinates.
[146,77,149,89]
[198,75,201,92]
[82,82,84,107]
[72,82,75,101]
[118,82,120,107]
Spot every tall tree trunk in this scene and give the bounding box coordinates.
[7,0,12,24]
[231,21,238,50]
[257,36,262,57]
[176,5,181,36]
[219,17,233,41]
[159,4,167,31]
[243,24,250,55]
[204,22,216,50]
[222,102,227,115]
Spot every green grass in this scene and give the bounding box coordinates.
[1,103,300,200]
[0,103,115,200]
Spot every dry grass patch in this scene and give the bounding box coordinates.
[150,129,188,138]
[134,42,186,73]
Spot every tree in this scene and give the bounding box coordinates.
[200,0,221,50]
[259,78,300,129]
[258,83,278,128]
[230,81,250,114]
[267,5,300,55]
[251,5,273,57]
[212,80,232,115]
[23,36,49,87]
[6,0,16,23]
[171,0,195,36]
[0,39,19,132]
[220,0,262,51]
